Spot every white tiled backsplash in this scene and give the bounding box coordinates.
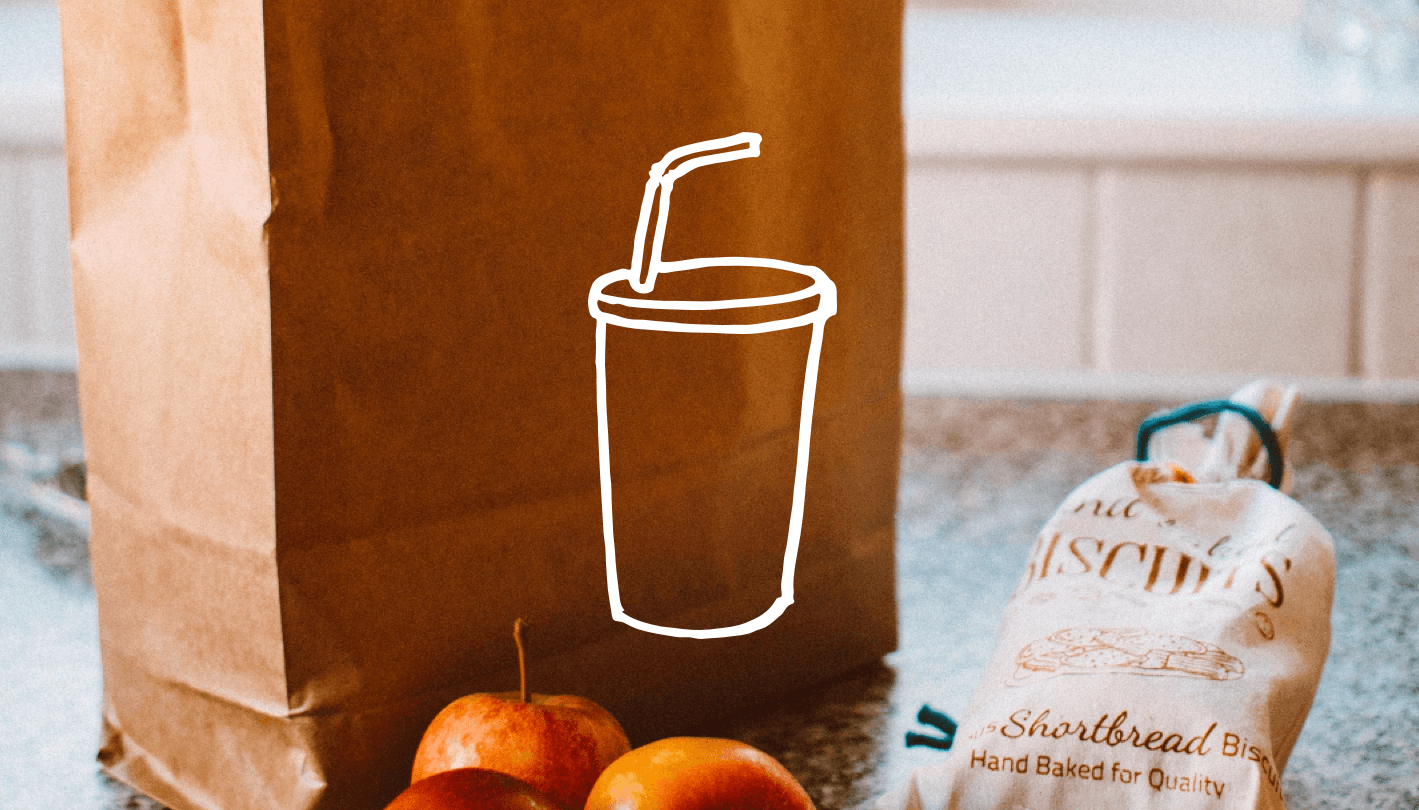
[907,163,1419,394]
[5,5,1419,398]
[903,11,1419,400]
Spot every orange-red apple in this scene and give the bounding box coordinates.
[385,767,562,810]
[584,737,816,810]
[412,620,631,810]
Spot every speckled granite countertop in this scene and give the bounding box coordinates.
[713,398,1419,810]
[3,372,1417,809]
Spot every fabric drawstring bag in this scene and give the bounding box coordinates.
[876,381,1334,810]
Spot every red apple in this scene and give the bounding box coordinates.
[584,737,816,810]
[385,767,562,810]
[412,620,631,810]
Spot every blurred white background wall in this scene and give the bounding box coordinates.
[1,0,70,370]
[904,0,1419,400]
[3,0,1419,398]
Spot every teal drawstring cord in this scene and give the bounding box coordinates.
[1135,399,1285,490]
[906,705,957,750]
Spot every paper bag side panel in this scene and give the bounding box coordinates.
[57,0,286,805]
[98,648,322,810]
[60,0,277,551]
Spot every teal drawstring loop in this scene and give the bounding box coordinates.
[906,704,957,750]
[1135,399,1285,490]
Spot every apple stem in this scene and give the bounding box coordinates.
[514,618,529,704]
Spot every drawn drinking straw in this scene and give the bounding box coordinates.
[588,132,837,638]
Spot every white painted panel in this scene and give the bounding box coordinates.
[23,151,74,351]
[907,0,1302,24]
[1363,172,1419,380]
[908,118,1419,166]
[903,367,1419,402]
[1096,167,1357,376]
[0,155,28,346]
[905,163,1089,371]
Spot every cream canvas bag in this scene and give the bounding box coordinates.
[878,382,1334,810]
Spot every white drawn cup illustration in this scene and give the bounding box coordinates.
[587,132,837,639]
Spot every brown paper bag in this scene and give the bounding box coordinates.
[58,2,904,808]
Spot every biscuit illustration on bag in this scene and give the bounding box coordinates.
[1013,627,1245,684]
